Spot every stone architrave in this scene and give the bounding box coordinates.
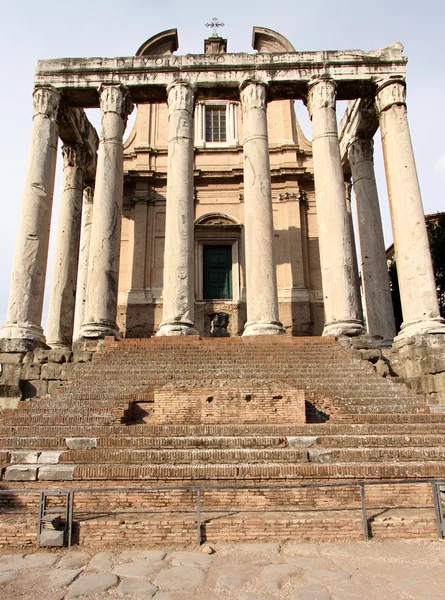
[0,85,61,348]
[348,137,396,345]
[79,85,133,339]
[73,184,94,341]
[47,144,87,347]
[157,81,198,336]
[307,78,364,337]
[375,80,445,338]
[240,81,284,336]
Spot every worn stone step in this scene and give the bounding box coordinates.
[309,447,445,463]
[318,434,445,448]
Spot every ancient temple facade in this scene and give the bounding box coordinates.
[1,27,444,351]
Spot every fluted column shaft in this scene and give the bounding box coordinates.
[157,82,198,336]
[1,85,61,348]
[307,78,364,337]
[348,137,396,345]
[375,80,445,338]
[80,85,133,339]
[46,144,86,347]
[73,184,94,341]
[240,81,284,336]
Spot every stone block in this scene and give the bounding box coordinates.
[308,449,332,463]
[20,363,41,380]
[73,351,93,363]
[0,364,22,385]
[48,349,73,364]
[48,380,64,394]
[38,451,63,464]
[10,450,41,464]
[420,354,445,374]
[4,464,38,481]
[39,529,65,547]
[0,397,21,410]
[66,437,97,450]
[0,352,25,364]
[33,348,50,364]
[41,363,63,380]
[0,339,36,353]
[287,436,320,448]
[38,464,76,480]
[21,379,48,398]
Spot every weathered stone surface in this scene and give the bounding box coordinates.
[304,569,351,582]
[38,465,75,480]
[48,349,72,364]
[308,449,332,463]
[0,553,24,569]
[216,568,252,590]
[0,352,25,364]
[0,397,21,409]
[23,553,60,568]
[390,578,445,600]
[49,568,82,587]
[168,551,213,567]
[238,594,274,600]
[39,529,65,547]
[117,578,158,598]
[261,563,302,590]
[286,557,336,570]
[65,437,97,450]
[282,544,320,557]
[72,351,93,363]
[41,363,63,380]
[287,436,320,448]
[291,583,332,600]
[59,551,91,569]
[10,450,40,464]
[4,464,38,481]
[87,551,115,572]
[21,363,41,380]
[154,593,219,600]
[38,451,63,464]
[66,572,118,598]
[113,561,159,578]
[0,571,17,584]
[119,550,166,561]
[154,566,207,590]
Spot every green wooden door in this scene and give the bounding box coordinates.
[203,245,232,300]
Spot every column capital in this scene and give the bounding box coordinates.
[306,78,337,119]
[166,81,195,113]
[98,84,134,121]
[32,85,61,120]
[347,137,374,166]
[62,143,87,171]
[239,80,268,112]
[83,183,94,204]
[375,79,406,115]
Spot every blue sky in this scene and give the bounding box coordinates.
[0,0,444,329]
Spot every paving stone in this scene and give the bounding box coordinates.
[215,566,253,590]
[58,551,91,569]
[23,553,60,568]
[282,544,321,557]
[261,563,302,591]
[48,568,82,587]
[292,583,332,600]
[304,569,351,583]
[167,551,213,567]
[237,594,274,600]
[0,571,17,584]
[0,553,24,570]
[286,557,336,570]
[113,561,159,578]
[235,543,281,553]
[119,550,166,561]
[118,578,158,598]
[391,579,445,600]
[66,572,118,598]
[87,551,115,572]
[154,593,220,600]
[154,566,207,590]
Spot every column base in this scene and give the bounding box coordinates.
[243,320,285,336]
[156,321,199,337]
[78,320,119,339]
[323,319,365,337]
[394,317,445,343]
[0,322,47,351]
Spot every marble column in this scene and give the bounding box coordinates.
[79,84,133,339]
[157,82,198,336]
[306,78,364,337]
[240,81,284,336]
[375,79,445,338]
[73,184,94,341]
[348,137,396,345]
[46,144,86,347]
[0,85,61,348]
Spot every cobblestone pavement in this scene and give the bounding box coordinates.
[1,540,445,599]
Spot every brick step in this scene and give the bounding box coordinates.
[318,434,445,448]
[336,404,428,414]
[0,414,125,426]
[310,447,445,463]
[334,413,445,423]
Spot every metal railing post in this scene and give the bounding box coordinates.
[360,484,369,541]
[196,488,201,546]
[432,481,444,539]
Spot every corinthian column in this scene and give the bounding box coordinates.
[0,85,61,349]
[46,144,86,347]
[157,82,198,336]
[348,137,396,345]
[307,78,364,337]
[73,184,94,340]
[80,85,133,339]
[375,80,445,338]
[240,81,284,336]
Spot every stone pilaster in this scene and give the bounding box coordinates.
[157,82,198,336]
[307,78,364,337]
[240,81,284,336]
[348,137,396,345]
[73,184,94,341]
[0,85,61,350]
[46,144,86,348]
[79,85,133,339]
[375,79,445,339]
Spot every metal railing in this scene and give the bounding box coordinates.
[1,478,444,546]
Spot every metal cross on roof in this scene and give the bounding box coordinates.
[205,17,225,37]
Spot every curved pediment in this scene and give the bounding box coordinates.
[252,27,296,53]
[136,29,179,56]
[195,213,241,226]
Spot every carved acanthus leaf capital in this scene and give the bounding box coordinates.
[167,81,195,113]
[375,79,406,115]
[347,137,374,166]
[240,81,267,113]
[83,185,94,204]
[98,84,134,121]
[62,143,87,171]
[306,78,337,119]
[32,85,61,120]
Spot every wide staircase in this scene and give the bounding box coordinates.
[1,335,445,546]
